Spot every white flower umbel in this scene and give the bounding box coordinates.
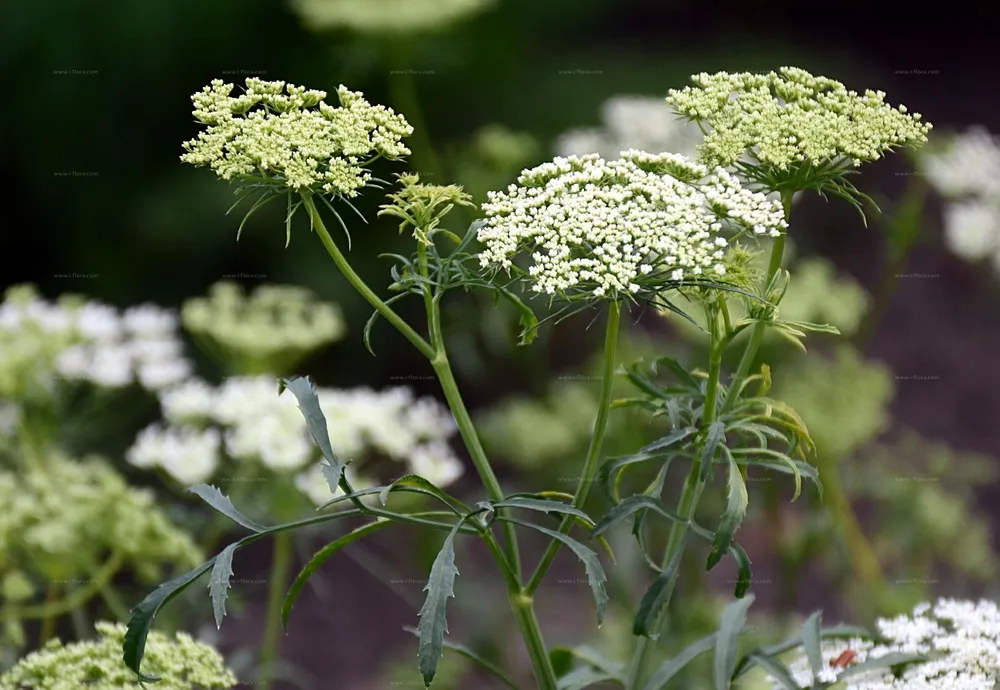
[920,127,1000,200]
[478,151,787,299]
[0,286,191,398]
[555,95,703,160]
[180,78,412,196]
[667,66,931,172]
[292,0,494,34]
[129,376,463,503]
[771,598,1000,689]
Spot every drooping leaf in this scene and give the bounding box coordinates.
[418,521,464,686]
[652,356,701,392]
[363,293,409,356]
[403,626,518,689]
[634,531,687,638]
[707,457,749,571]
[281,376,345,486]
[713,593,756,690]
[209,544,238,629]
[188,485,267,533]
[124,560,217,681]
[641,633,717,690]
[640,427,698,454]
[282,520,392,629]
[740,651,800,690]
[380,474,469,516]
[492,497,593,524]
[700,421,727,482]
[495,285,540,346]
[504,517,608,625]
[592,495,687,538]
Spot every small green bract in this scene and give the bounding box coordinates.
[667,66,932,171]
[180,77,412,195]
[0,622,235,690]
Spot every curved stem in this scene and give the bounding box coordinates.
[259,531,293,690]
[625,303,723,688]
[525,301,621,595]
[302,195,435,359]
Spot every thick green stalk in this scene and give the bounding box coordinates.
[302,195,435,360]
[625,303,723,688]
[525,301,622,595]
[259,531,293,690]
[719,192,793,416]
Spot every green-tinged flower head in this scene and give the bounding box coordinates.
[1,453,201,584]
[292,0,494,34]
[667,66,932,192]
[182,281,345,376]
[478,151,787,301]
[378,172,475,245]
[181,78,412,196]
[0,621,235,689]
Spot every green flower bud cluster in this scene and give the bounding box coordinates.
[292,0,494,34]
[667,66,931,172]
[0,452,200,587]
[0,621,235,689]
[181,78,412,195]
[378,173,475,245]
[181,281,345,375]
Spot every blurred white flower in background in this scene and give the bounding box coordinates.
[554,95,704,160]
[919,127,1000,273]
[129,375,463,505]
[291,0,494,33]
[0,286,191,402]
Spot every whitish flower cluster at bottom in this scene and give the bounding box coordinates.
[0,622,235,690]
[771,598,1000,689]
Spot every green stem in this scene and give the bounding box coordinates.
[719,191,793,417]
[260,531,293,690]
[625,303,723,688]
[302,195,435,359]
[525,300,622,595]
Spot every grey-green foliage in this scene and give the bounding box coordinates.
[0,622,236,690]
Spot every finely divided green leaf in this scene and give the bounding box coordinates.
[641,633,718,690]
[707,458,749,571]
[282,520,392,629]
[640,427,698,454]
[713,593,755,690]
[209,544,238,629]
[504,517,608,625]
[418,521,464,686]
[188,484,267,533]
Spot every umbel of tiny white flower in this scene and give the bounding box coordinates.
[180,77,412,198]
[477,150,787,300]
[771,598,1000,690]
[667,66,932,190]
[292,0,494,34]
[0,621,235,690]
[181,281,345,376]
